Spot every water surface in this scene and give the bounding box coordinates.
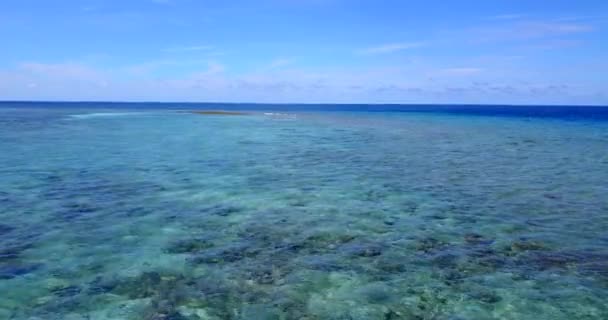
[1,104,607,319]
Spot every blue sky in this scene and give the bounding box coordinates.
[0,0,606,104]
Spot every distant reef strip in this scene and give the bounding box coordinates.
[190,110,249,115]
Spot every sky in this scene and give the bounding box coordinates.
[0,0,607,105]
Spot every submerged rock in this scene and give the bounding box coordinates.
[201,204,242,217]
[51,285,82,298]
[55,202,99,221]
[0,224,15,235]
[190,244,259,264]
[0,263,42,279]
[165,238,215,254]
[0,250,20,263]
[300,232,357,253]
[194,276,233,298]
[0,191,10,203]
[383,219,396,226]
[300,254,346,272]
[87,276,119,295]
[404,288,450,319]
[438,269,466,285]
[111,271,166,299]
[507,240,547,254]
[475,255,507,270]
[525,252,578,270]
[430,252,460,269]
[411,237,449,253]
[244,264,287,285]
[237,222,294,247]
[578,261,608,282]
[0,243,33,261]
[468,289,502,304]
[239,304,281,320]
[63,202,97,214]
[357,283,394,304]
[374,254,408,273]
[104,271,202,319]
[143,298,191,320]
[464,233,493,246]
[144,312,189,320]
[520,250,608,272]
[341,242,383,257]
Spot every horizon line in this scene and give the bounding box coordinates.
[0,100,607,108]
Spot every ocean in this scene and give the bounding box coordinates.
[1,102,607,319]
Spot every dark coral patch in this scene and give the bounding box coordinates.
[0,224,15,235]
[341,242,383,257]
[201,204,242,217]
[0,243,33,262]
[411,237,449,254]
[51,285,82,298]
[507,240,547,254]
[165,238,215,254]
[0,263,42,279]
[190,244,260,264]
[464,233,493,246]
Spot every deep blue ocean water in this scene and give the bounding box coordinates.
[1,102,607,319]
[3,101,608,120]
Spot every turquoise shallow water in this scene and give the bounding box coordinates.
[1,105,607,319]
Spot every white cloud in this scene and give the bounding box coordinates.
[357,42,425,55]
[0,60,605,105]
[268,58,295,69]
[19,62,106,81]
[205,61,225,74]
[123,59,222,76]
[524,22,594,35]
[524,39,584,50]
[470,21,594,43]
[437,67,483,76]
[487,13,527,21]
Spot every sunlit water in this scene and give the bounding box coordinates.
[1,105,607,320]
